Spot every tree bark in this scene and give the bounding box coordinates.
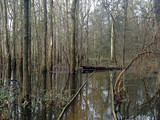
[23,0,31,101]
[12,0,17,79]
[19,0,23,82]
[49,0,54,96]
[71,0,78,73]
[110,0,117,64]
[66,0,70,69]
[28,0,31,79]
[49,0,54,71]
[42,0,47,93]
[110,22,116,63]
[122,0,128,92]
[4,0,11,79]
[0,0,2,67]
[86,7,89,65]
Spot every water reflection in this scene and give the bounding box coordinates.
[64,71,112,120]
[63,70,160,120]
[22,107,31,120]
[1,68,160,119]
[118,71,159,119]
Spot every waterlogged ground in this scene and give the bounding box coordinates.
[0,63,160,120]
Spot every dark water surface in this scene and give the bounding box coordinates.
[63,71,112,120]
[63,70,160,120]
[1,67,160,120]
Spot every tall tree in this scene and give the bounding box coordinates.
[0,0,2,67]
[86,0,90,65]
[110,22,116,63]
[23,0,31,101]
[49,0,54,71]
[12,0,17,79]
[102,0,117,64]
[110,0,116,64]
[71,0,78,73]
[122,0,128,91]
[19,0,24,82]
[49,0,54,96]
[4,0,11,79]
[66,0,70,68]
[42,0,48,92]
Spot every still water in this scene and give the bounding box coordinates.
[63,71,112,120]
[0,67,160,120]
[62,70,160,120]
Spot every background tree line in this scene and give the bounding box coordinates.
[0,0,160,99]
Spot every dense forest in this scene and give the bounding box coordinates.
[0,0,160,119]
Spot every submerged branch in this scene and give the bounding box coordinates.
[57,70,95,120]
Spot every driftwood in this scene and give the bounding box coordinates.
[82,66,122,71]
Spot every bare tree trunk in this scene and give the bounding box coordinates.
[49,0,54,71]
[110,22,116,64]
[66,0,70,68]
[49,0,54,97]
[71,0,78,73]
[19,0,23,82]
[86,0,89,65]
[80,0,84,67]
[23,0,31,101]
[53,14,56,71]
[110,0,117,64]
[122,0,128,91]
[12,0,17,79]
[28,0,31,79]
[0,1,2,67]
[86,10,89,65]
[42,0,47,93]
[4,0,11,79]
[56,16,59,64]
[76,0,79,67]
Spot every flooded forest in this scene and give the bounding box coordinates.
[1,0,160,119]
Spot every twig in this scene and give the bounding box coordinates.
[57,70,95,120]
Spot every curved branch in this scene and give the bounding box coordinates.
[114,28,159,96]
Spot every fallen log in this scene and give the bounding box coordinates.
[82,66,122,71]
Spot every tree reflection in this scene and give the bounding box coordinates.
[22,105,31,120]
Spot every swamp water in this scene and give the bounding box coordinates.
[0,67,160,120]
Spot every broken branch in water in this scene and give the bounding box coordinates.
[57,70,95,120]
